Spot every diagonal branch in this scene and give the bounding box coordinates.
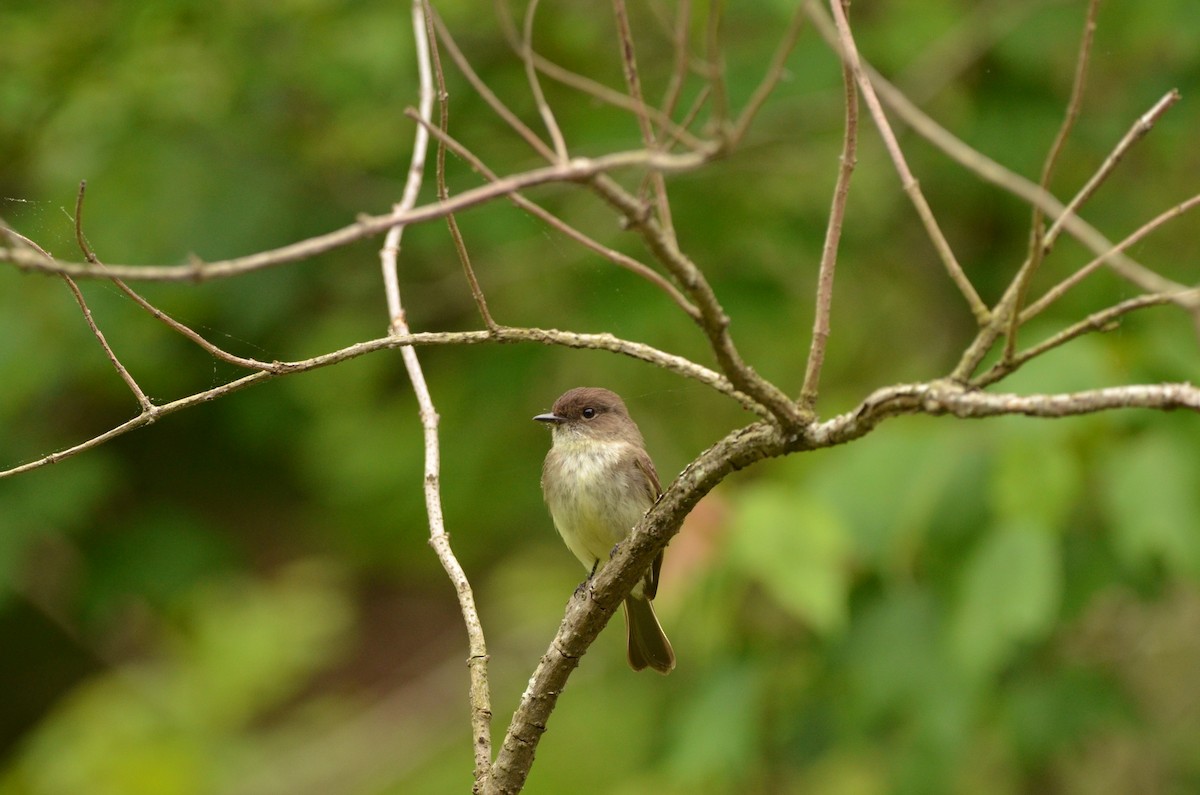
[804,1,1194,327]
[801,1,857,410]
[612,0,675,240]
[1,325,762,478]
[382,5,492,790]
[404,109,700,320]
[1044,91,1180,250]
[1002,0,1100,361]
[823,0,988,324]
[521,0,569,163]
[1,148,711,282]
[485,375,1200,793]
[60,275,153,412]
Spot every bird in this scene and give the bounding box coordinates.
[534,387,675,673]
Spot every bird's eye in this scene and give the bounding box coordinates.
[581,407,596,419]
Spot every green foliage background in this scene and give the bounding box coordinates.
[2,1,1199,793]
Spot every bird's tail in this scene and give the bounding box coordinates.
[623,596,675,674]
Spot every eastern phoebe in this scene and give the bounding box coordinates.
[534,387,676,674]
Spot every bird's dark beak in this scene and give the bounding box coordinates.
[533,412,565,424]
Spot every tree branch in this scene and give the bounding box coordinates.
[0,326,763,479]
[801,0,857,409]
[823,0,988,324]
[0,148,712,282]
[1002,0,1099,362]
[484,375,1200,792]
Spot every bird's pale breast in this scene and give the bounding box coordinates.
[542,437,652,571]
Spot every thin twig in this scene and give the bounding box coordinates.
[1,325,763,479]
[1044,89,1181,249]
[522,0,569,162]
[801,1,857,410]
[404,109,701,320]
[1022,192,1200,321]
[1002,0,1099,362]
[60,275,153,411]
[612,0,675,240]
[383,6,492,791]
[729,4,807,148]
[424,3,497,331]
[2,148,712,282]
[73,180,99,264]
[824,0,989,324]
[977,289,1200,387]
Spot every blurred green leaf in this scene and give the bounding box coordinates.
[950,521,1061,679]
[841,588,947,724]
[804,420,981,570]
[0,456,116,600]
[990,433,1082,528]
[1000,666,1128,765]
[729,483,851,635]
[1,563,353,795]
[1102,431,1200,577]
[664,664,762,786]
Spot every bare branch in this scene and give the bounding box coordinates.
[1023,192,1200,322]
[822,0,989,324]
[61,275,153,412]
[404,109,701,320]
[522,0,569,162]
[1044,89,1181,249]
[849,380,1200,424]
[487,375,1200,792]
[1003,0,1100,361]
[801,3,857,410]
[1,148,712,282]
[612,0,675,239]
[382,7,492,790]
[729,4,807,148]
